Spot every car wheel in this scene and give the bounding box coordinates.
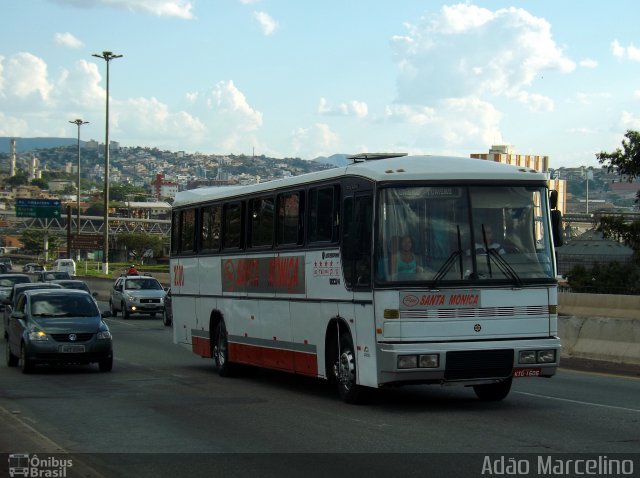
[122,302,130,320]
[99,356,113,372]
[110,300,118,317]
[162,309,171,326]
[6,341,18,367]
[20,344,34,374]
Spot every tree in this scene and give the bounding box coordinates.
[595,130,640,261]
[596,129,640,206]
[31,178,48,190]
[20,229,62,256]
[117,233,164,265]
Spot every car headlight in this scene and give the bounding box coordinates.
[29,329,49,341]
[97,330,112,340]
[125,293,136,301]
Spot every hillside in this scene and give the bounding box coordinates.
[0,137,83,153]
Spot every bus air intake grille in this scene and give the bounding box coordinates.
[444,349,514,380]
[400,305,549,320]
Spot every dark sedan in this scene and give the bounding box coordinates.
[2,282,64,339]
[6,289,113,373]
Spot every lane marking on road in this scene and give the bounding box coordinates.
[515,391,640,413]
[104,318,138,327]
[559,367,640,381]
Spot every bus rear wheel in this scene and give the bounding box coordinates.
[214,320,234,377]
[334,333,362,404]
[473,378,512,401]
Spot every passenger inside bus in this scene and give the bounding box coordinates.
[471,225,506,256]
[395,235,424,274]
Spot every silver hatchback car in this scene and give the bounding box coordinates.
[109,274,166,319]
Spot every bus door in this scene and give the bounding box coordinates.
[340,178,378,387]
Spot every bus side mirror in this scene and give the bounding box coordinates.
[549,190,558,210]
[551,210,563,247]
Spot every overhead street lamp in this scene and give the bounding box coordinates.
[92,51,123,275]
[69,118,89,260]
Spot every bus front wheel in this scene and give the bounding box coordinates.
[473,378,512,401]
[214,320,234,377]
[335,333,362,404]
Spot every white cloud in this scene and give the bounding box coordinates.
[253,11,278,35]
[1,52,53,102]
[620,111,640,129]
[511,91,554,112]
[0,112,29,136]
[391,4,575,103]
[611,40,640,62]
[566,127,595,135]
[579,58,598,68]
[291,123,339,158]
[207,80,263,131]
[48,0,194,19]
[634,90,640,99]
[384,104,436,125]
[54,32,84,49]
[239,0,260,4]
[318,98,368,118]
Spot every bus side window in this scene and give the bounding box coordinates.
[250,197,274,248]
[223,202,244,250]
[277,191,303,246]
[342,194,373,290]
[309,186,337,243]
[200,204,222,252]
[180,208,196,253]
[170,210,180,254]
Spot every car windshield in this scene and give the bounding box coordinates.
[125,278,163,290]
[30,294,99,318]
[45,272,69,280]
[0,277,30,287]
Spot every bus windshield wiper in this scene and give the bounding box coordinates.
[431,226,463,287]
[487,249,523,287]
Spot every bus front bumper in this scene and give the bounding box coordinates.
[376,337,561,386]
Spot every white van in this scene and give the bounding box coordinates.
[52,258,76,277]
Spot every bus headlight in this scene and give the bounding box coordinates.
[419,354,439,368]
[537,350,556,363]
[397,355,418,369]
[519,351,537,364]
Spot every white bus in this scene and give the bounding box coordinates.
[170,153,562,403]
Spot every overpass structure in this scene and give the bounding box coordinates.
[0,211,171,238]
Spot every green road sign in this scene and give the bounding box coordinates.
[15,199,61,219]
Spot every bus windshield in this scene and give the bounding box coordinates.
[376,185,555,284]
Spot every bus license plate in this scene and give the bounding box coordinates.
[59,345,85,353]
[513,368,541,377]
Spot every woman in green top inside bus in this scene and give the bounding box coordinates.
[394,235,424,276]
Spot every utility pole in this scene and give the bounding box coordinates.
[69,118,89,261]
[92,51,123,275]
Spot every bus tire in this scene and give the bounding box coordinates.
[473,378,512,401]
[335,333,363,404]
[214,320,234,377]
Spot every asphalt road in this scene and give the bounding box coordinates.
[1,305,639,478]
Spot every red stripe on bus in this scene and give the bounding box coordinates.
[229,343,318,377]
[192,336,212,358]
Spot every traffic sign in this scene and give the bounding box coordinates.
[71,234,103,250]
[15,198,61,219]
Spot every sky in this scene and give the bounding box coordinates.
[1,0,640,168]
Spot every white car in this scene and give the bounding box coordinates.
[109,274,166,319]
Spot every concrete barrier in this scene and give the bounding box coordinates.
[557,292,640,366]
[559,292,640,320]
[559,315,640,366]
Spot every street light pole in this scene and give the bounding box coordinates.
[92,51,122,275]
[69,119,88,261]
